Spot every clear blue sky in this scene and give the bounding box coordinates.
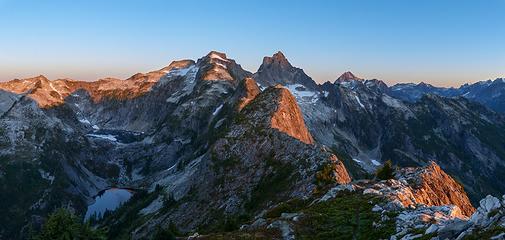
[1,0,504,86]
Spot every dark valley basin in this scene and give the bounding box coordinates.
[84,188,135,220]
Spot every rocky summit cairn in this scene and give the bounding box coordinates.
[261,51,293,69]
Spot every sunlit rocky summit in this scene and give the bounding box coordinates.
[1,51,505,239]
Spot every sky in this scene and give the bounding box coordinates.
[0,0,504,87]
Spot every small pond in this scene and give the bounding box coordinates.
[84,188,134,220]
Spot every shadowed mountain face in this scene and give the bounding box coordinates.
[335,71,363,82]
[0,51,503,239]
[253,51,319,90]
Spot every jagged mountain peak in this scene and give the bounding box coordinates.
[261,51,292,68]
[31,75,50,82]
[201,51,231,66]
[417,81,435,88]
[254,52,318,90]
[206,50,228,60]
[196,51,251,82]
[196,50,231,66]
[335,71,363,82]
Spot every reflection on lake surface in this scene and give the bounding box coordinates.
[85,188,133,220]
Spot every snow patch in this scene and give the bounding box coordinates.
[355,95,365,108]
[286,84,318,98]
[209,53,230,62]
[38,169,55,184]
[165,66,199,103]
[381,95,404,109]
[212,104,224,116]
[79,119,91,125]
[163,65,193,77]
[257,83,267,91]
[285,84,320,104]
[371,160,381,166]
[86,134,118,142]
[48,82,63,99]
[215,62,227,69]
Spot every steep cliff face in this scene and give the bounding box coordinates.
[266,86,314,145]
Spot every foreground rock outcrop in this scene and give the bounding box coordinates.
[199,161,481,240]
[364,162,475,217]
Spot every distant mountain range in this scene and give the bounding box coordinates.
[0,51,504,239]
[390,78,505,113]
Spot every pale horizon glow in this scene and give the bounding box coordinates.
[1,0,504,87]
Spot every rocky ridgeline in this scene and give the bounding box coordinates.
[0,59,197,107]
